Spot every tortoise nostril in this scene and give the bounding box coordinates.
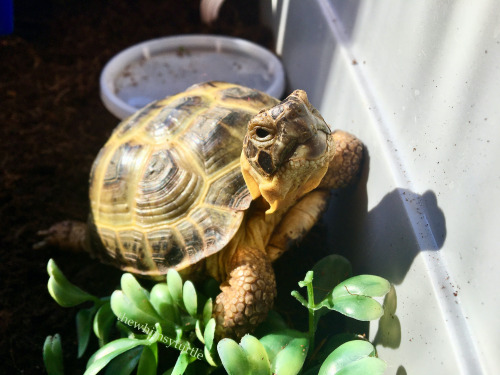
[270,105,284,119]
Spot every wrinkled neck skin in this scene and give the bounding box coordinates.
[206,196,291,282]
[182,192,295,283]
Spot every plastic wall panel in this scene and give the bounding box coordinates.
[262,0,499,373]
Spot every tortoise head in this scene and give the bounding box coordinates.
[241,90,334,213]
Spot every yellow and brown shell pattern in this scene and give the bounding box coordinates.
[88,82,279,276]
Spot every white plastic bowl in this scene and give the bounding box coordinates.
[100,35,285,119]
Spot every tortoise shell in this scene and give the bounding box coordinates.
[88,82,279,276]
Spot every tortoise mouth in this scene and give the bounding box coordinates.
[276,134,333,175]
[282,130,329,164]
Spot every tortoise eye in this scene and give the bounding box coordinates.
[254,127,273,141]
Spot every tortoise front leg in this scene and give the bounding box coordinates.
[214,246,276,339]
[267,190,330,262]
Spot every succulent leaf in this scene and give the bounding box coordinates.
[183,281,198,317]
[331,275,390,300]
[47,259,96,307]
[171,351,196,375]
[203,318,216,351]
[331,295,385,321]
[318,340,386,375]
[150,283,179,323]
[195,320,204,343]
[259,329,309,375]
[103,345,143,375]
[137,345,158,375]
[93,302,115,344]
[84,338,148,375]
[239,335,271,375]
[217,338,250,375]
[77,307,96,358]
[43,334,64,375]
[111,290,158,326]
[311,254,352,304]
[120,274,161,319]
[204,345,218,367]
[202,298,213,326]
[167,270,184,309]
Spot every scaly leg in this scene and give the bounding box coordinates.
[267,190,330,262]
[214,246,276,339]
[34,220,88,252]
[319,130,363,190]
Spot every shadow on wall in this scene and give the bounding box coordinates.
[325,149,447,284]
[322,149,446,366]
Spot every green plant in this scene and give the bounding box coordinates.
[43,255,390,374]
[218,255,390,375]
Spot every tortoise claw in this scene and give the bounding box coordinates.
[33,227,59,249]
[33,239,48,250]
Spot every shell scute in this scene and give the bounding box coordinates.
[114,101,162,139]
[181,106,250,176]
[90,82,278,275]
[147,228,186,272]
[118,230,151,271]
[97,227,125,262]
[204,166,251,210]
[135,148,203,226]
[188,206,240,252]
[97,142,150,225]
[176,220,205,264]
[144,95,210,142]
[217,86,278,110]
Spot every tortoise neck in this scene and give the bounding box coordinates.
[208,197,287,281]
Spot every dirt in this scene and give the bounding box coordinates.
[0,1,344,373]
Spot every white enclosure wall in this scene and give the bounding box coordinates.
[261,1,500,374]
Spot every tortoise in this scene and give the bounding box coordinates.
[37,81,363,338]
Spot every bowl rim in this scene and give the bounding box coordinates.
[99,34,286,119]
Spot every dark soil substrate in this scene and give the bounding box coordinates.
[1,1,353,373]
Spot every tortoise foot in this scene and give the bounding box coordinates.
[34,220,87,252]
[214,247,276,339]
